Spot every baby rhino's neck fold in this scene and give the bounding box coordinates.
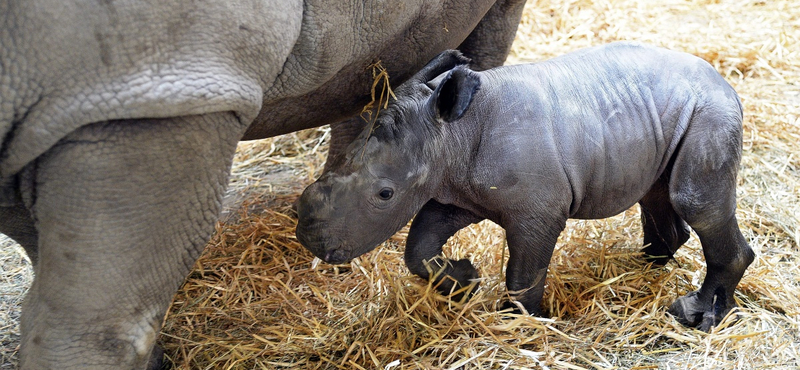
[425,110,484,206]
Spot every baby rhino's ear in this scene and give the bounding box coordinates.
[432,65,481,123]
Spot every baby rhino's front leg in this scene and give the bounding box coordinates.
[502,216,566,315]
[405,200,483,302]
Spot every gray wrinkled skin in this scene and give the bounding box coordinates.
[297,42,754,332]
[0,1,526,368]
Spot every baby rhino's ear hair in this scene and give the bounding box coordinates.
[432,65,481,123]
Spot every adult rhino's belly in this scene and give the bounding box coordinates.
[243,0,502,139]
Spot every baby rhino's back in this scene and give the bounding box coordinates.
[478,42,740,219]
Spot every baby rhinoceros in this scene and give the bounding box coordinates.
[296,42,754,331]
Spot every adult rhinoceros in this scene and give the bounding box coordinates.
[0,1,526,368]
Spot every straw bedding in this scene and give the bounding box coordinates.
[157,1,799,368]
[1,0,798,368]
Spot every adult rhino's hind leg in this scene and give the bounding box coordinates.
[405,200,483,302]
[457,0,527,71]
[18,112,245,369]
[639,178,691,265]
[666,110,754,332]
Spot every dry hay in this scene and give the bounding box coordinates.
[0,239,32,369]
[0,0,797,368]
[159,0,800,369]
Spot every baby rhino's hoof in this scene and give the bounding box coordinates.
[641,244,674,266]
[668,290,737,332]
[432,258,479,303]
[499,298,544,316]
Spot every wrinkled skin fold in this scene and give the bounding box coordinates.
[0,0,527,368]
[296,43,754,332]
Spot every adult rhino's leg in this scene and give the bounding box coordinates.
[18,112,245,370]
[457,0,527,71]
[405,200,483,302]
[666,111,754,332]
[639,178,691,265]
[0,202,39,264]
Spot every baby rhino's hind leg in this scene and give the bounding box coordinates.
[666,108,754,332]
[639,178,691,265]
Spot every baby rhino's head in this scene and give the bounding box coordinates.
[295,50,481,264]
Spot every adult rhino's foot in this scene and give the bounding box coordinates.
[428,258,480,303]
[668,290,738,332]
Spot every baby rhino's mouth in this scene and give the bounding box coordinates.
[295,220,347,263]
[323,248,350,264]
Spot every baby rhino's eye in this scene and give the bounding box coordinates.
[378,188,394,200]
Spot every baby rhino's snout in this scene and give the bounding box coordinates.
[295,181,338,261]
